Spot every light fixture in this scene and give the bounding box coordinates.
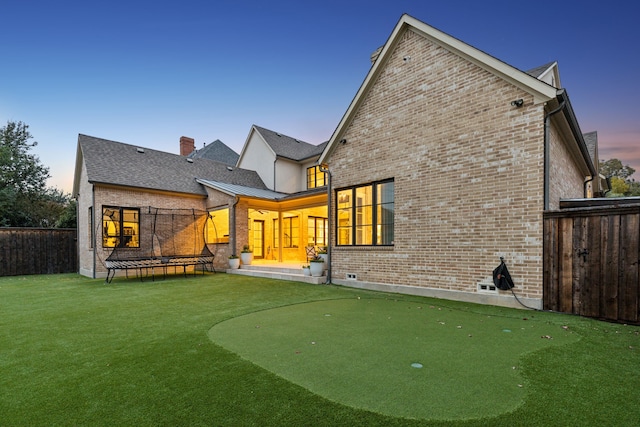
[511,99,524,108]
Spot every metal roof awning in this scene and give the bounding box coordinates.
[196,179,289,200]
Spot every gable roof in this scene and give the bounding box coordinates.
[526,61,561,88]
[252,125,327,162]
[188,139,239,165]
[73,134,266,197]
[319,14,589,171]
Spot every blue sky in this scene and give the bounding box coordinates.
[2,0,638,192]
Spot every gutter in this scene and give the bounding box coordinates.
[543,89,567,211]
[230,196,240,256]
[544,89,598,209]
[319,163,331,284]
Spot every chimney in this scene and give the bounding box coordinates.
[180,136,195,156]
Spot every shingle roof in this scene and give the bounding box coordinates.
[583,131,598,165]
[253,125,328,161]
[188,139,239,165]
[78,134,266,196]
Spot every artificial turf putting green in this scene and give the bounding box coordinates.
[209,297,579,421]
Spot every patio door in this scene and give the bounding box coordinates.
[253,220,264,259]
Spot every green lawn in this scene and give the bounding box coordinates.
[1,273,639,426]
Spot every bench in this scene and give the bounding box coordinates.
[105,254,215,284]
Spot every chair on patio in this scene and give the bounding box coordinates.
[305,246,317,263]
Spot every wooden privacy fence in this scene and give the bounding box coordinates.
[544,202,640,324]
[0,228,77,276]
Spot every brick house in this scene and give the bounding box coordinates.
[318,14,605,308]
[74,14,605,309]
[73,128,328,279]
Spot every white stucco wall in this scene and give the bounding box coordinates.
[237,132,276,190]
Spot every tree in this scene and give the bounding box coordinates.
[600,158,635,180]
[608,176,629,197]
[600,158,640,198]
[0,120,76,227]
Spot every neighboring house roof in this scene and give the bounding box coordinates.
[583,131,598,166]
[319,13,595,177]
[188,139,240,165]
[73,134,266,197]
[252,125,328,162]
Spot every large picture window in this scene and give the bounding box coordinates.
[206,208,230,244]
[102,206,140,248]
[336,179,394,246]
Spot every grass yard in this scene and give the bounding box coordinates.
[1,273,639,426]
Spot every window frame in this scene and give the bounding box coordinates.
[102,206,140,249]
[335,179,394,247]
[307,165,327,189]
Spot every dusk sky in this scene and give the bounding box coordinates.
[2,0,638,193]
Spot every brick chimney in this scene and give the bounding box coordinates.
[180,136,195,156]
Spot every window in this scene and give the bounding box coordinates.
[282,216,299,248]
[307,166,327,189]
[273,217,299,248]
[206,208,230,244]
[336,179,394,246]
[102,206,140,248]
[308,216,328,247]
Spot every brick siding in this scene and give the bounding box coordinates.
[328,28,585,302]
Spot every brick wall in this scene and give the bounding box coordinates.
[87,186,213,277]
[547,123,586,209]
[327,28,563,303]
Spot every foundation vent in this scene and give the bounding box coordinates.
[477,282,498,293]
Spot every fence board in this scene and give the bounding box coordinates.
[619,214,639,322]
[544,205,640,324]
[0,228,77,276]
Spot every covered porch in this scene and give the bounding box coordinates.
[199,179,328,272]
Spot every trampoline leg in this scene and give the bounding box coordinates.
[105,269,114,284]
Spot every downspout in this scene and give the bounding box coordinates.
[543,89,567,211]
[583,176,594,198]
[273,158,277,192]
[319,163,331,284]
[92,184,96,279]
[230,196,240,256]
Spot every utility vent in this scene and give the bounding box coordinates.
[186,158,194,163]
[477,283,498,293]
[136,147,145,153]
[346,273,357,280]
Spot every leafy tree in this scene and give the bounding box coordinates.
[0,120,76,227]
[608,176,629,197]
[600,158,635,180]
[600,158,640,198]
